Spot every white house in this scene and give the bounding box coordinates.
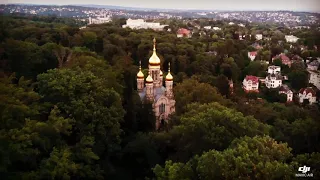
[88,15,111,25]
[122,19,167,31]
[285,35,299,43]
[248,51,257,61]
[307,60,319,71]
[243,75,259,92]
[308,70,320,90]
[238,23,245,27]
[228,22,235,25]
[268,66,281,74]
[255,34,263,40]
[204,26,211,30]
[299,87,317,104]
[212,27,221,31]
[265,73,282,89]
[279,85,293,102]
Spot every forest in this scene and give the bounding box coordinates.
[0,14,320,179]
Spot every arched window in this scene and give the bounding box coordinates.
[159,103,165,113]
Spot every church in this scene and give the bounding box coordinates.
[136,38,175,130]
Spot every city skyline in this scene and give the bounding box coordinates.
[3,0,320,12]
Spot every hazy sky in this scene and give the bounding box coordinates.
[2,0,320,12]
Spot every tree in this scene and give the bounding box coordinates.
[53,45,72,68]
[215,74,230,97]
[82,31,97,51]
[156,103,270,162]
[154,136,294,180]
[173,79,232,114]
[288,70,308,90]
[37,67,125,174]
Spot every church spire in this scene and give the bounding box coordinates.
[166,62,173,81]
[153,37,156,51]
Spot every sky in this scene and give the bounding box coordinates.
[2,0,320,12]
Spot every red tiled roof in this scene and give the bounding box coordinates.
[177,28,191,35]
[249,51,257,56]
[245,75,259,84]
[299,87,316,96]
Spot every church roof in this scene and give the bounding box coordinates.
[138,86,167,101]
[149,38,161,66]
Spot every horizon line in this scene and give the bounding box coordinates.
[2,3,320,13]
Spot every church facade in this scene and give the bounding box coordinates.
[136,38,175,130]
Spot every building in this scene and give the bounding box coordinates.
[308,70,320,90]
[88,14,111,25]
[265,73,283,89]
[136,38,175,130]
[204,26,211,30]
[212,27,221,31]
[298,87,317,104]
[307,60,319,71]
[229,79,234,94]
[122,19,167,31]
[272,53,292,67]
[243,75,259,92]
[268,66,281,74]
[285,35,299,43]
[255,34,263,40]
[279,85,293,102]
[248,51,257,61]
[251,42,263,50]
[177,28,191,38]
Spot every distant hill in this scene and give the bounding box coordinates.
[69,4,167,11]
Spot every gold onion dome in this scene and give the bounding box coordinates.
[137,61,144,79]
[146,73,153,83]
[149,38,161,66]
[166,62,173,81]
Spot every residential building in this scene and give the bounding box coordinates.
[136,38,175,130]
[248,51,257,61]
[265,73,283,89]
[279,85,293,102]
[307,60,319,71]
[255,34,263,40]
[285,35,299,43]
[177,28,191,38]
[243,75,259,92]
[204,26,211,30]
[268,66,281,74]
[212,27,221,31]
[272,53,292,67]
[298,87,317,104]
[251,42,263,50]
[122,18,167,31]
[308,70,320,90]
[88,14,111,24]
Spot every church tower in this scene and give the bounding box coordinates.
[165,63,173,99]
[148,38,162,88]
[145,72,154,101]
[137,61,144,91]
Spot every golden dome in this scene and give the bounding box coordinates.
[137,61,144,79]
[166,62,173,81]
[146,74,153,83]
[160,70,163,76]
[149,38,161,66]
